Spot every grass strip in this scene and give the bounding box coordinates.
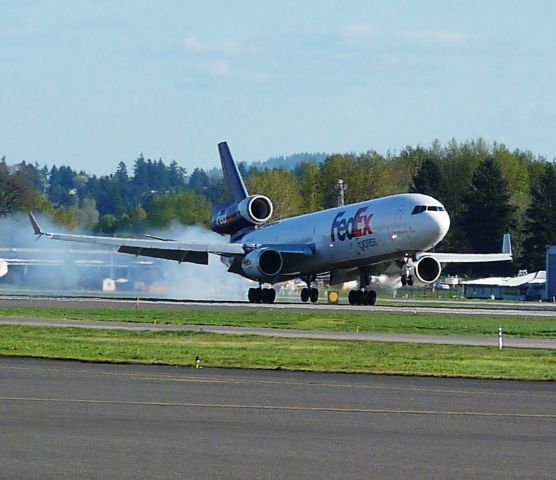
[0,325,554,380]
[0,307,555,338]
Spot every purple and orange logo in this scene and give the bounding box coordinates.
[331,207,373,242]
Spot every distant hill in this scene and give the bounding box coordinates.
[249,152,328,170]
[207,152,328,177]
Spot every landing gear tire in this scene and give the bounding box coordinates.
[309,288,319,303]
[248,287,276,304]
[348,289,377,306]
[407,275,414,286]
[401,274,407,286]
[262,288,276,304]
[300,287,309,303]
[248,288,259,303]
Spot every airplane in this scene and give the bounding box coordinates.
[28,142,512,305]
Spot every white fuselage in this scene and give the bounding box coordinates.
[238,193,450,280]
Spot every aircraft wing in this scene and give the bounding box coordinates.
[416,233,513,263]
[29,213,245,265]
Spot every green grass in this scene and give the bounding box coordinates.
[1,306,555,338]
[0,325,554,380]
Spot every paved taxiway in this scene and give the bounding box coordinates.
[1,315,555,349]
[2,294,556,317]
[1,357,555,479]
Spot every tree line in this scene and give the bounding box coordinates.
[1,138,555,274]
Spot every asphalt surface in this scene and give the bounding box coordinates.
[1,316,555,350]
[1,357,555,480]
[2,294,556,317]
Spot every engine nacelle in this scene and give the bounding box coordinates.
[241,248,283,282]
[211,195,273,235]
[414,256,442,284]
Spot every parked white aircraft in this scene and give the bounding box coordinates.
[29,142,512,305]
[0,260,7,278]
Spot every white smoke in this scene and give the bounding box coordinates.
[0,214,255,300]
[145,223,256,300]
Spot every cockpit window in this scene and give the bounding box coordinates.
[411,205,426,215]
[412,205,445,214]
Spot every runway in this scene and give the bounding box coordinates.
[1,357,554,479]
[2,294,556,317]
[2,315,555,349]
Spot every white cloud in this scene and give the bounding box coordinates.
[0,26,35,39]
[341,23,379,46]
[402,30,474,46]
[200,60,267,83]
[205,60,232,77]
[339,24,475,49]
[184,35,241,53]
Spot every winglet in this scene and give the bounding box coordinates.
[502,233,512,256]
[28,212,44,236]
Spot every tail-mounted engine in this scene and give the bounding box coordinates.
[414,256,441,284]
[211,195,273,235]
[241,248,283,282]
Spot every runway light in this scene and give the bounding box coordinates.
[195,355,201,368]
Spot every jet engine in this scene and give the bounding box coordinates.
[414,256,442,284]
[211,195,273,235]
[241,248,283,282]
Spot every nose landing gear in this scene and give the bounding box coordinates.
[347,267,377,306]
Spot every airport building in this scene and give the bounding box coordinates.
[462,271,546,301]
[544,245,556,301]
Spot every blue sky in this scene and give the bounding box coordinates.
[1,0,555,174]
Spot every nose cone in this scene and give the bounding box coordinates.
[437,211,450,239]
[416,209,450,249]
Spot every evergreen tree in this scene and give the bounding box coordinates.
[168,160,187,190]
[521,163,556,271]
[410,158,445,200]
[188,168,210,193]
[460,157,515,274]
[114,161,129,184]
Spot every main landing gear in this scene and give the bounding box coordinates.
[347,267,377,306]
[300,274,319,303]
[248,285,276,304]
[400,254,414,286]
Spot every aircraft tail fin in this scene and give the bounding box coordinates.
[218,142,249,202]
[502,233,512,256]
